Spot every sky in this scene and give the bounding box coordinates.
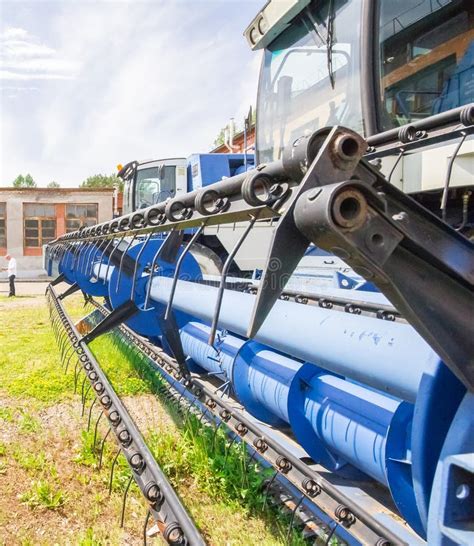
[0,0,263,187]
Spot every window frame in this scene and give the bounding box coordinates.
[23,204,57,250]
[65,203,98,233]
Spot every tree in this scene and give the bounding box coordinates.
[47,181,60,188]
[81,173,123,192]
[12,173,37,188]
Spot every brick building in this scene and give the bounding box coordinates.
[211,124,256,154]
[0,187,114,277]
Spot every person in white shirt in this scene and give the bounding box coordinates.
[2,254,17,297]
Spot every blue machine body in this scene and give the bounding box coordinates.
[187,153,254,191]
[51,235,469,545]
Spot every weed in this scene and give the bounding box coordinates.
[78,527,102,546]
[12,447,49,474]
[0,407,14,422]
[0,461,6,475]
[0,441,6,456]
[20,480,66,510]
[18,412,41,433]
[74,430,99,468]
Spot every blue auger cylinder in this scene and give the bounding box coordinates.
[180,322,244,378]
[148,276,439,402]
[174,321,410,489]
[232,341,303,426]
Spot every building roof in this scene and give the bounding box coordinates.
[0,187,114,193]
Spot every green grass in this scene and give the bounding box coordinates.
[0,297,88,405]
[0,294,315,544]
[20,480,66,510]
[86,330,309,545]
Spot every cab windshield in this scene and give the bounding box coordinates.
[135,165,176,209]
[257,0,364,164]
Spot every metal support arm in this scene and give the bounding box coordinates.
[251,126,474,391]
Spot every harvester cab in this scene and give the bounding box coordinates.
[247,0,474,226]
[44,1,473,545]
[119,158,188,213]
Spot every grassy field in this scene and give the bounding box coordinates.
[0,292,308,545]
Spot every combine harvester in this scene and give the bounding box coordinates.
[45,0,473,544]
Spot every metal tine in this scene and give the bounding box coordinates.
[387,149,405,184]
[208,216,258,346]
[80,242,94,275]
[108,448,122,495]
[143,509,152,546]
[224,435,238,466]
[88,240,105,277]
[63,348,76,373]
[105,236,125,285]
[97,238,115,284]
[440,130,467,221]
[73,241,86,269]
[115,235,137,292]
[286,494,306,544]
[93,410,104,447]
[164,224,205,321]
[263,470,279,509]
[143,227,184,310]
[120,474,134,528]
[98,427,112,469]
[74,361,84,393]
[324,522,338,545]
[87,397,98,430]
[83,241,100,276]
[130,233,153,300]
[82,384,93,416]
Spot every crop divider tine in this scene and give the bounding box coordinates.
[58,282,81,301]
[81,300,139,344]
[120,474,134,528]
[224,435,238,465]
[157,312,188,376]
[155,228,184,264]
[80,375,89,406]
[208,215,258,346]
[248,127,365,338]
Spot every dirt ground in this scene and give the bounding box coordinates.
[0,281,50,298]
[0,395,154,545]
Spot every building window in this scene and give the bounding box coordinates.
[66,204,98,232]
[0,203,6,248]
[24,203,57,248]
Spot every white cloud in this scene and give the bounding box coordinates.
[0,27,78,81]
[0,1,262,187]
